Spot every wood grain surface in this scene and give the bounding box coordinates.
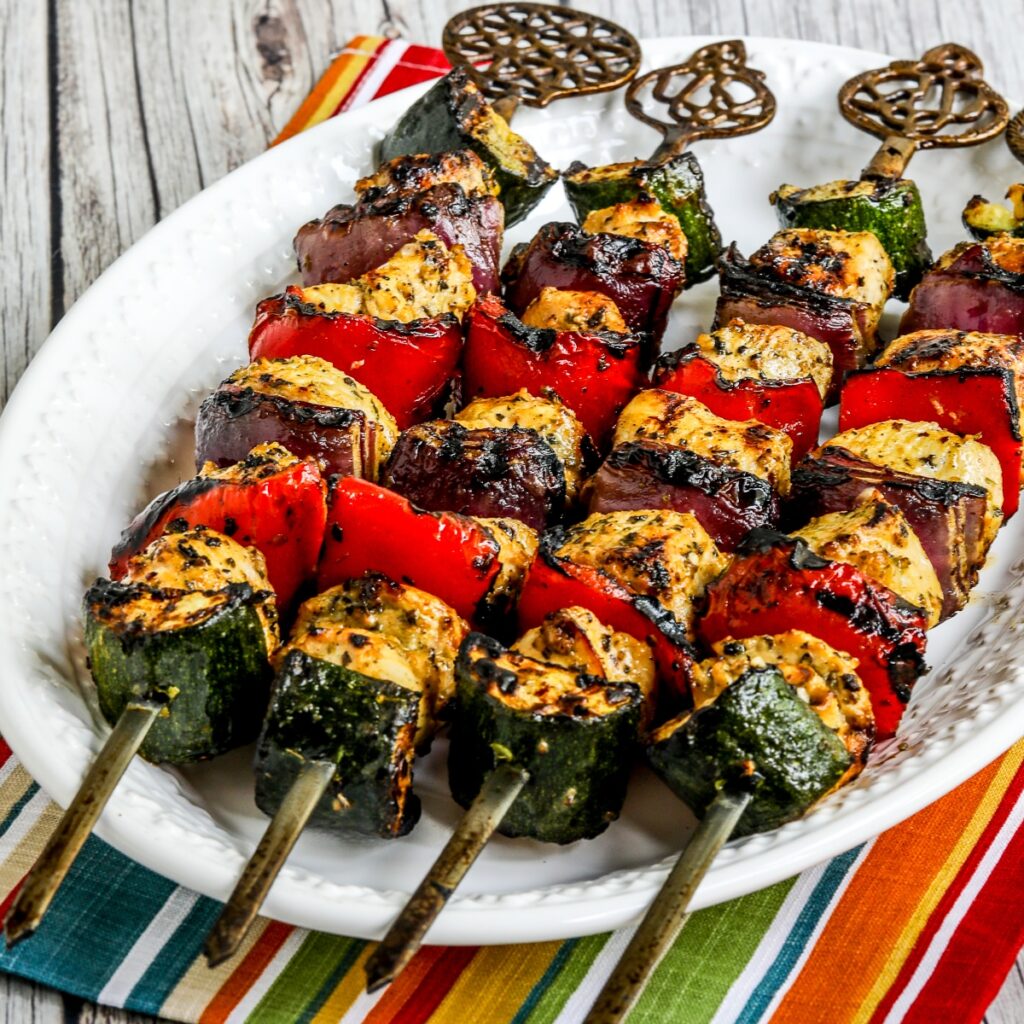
[1,1,1023,1020]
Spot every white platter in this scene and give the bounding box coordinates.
[1,36,1024,945]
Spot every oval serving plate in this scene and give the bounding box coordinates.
[1,37,1023,945]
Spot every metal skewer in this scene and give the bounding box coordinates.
[582,788,752,1024]
[838,43,1009,182]
[364,762,529,993]
[204,758,336,967]
[5,701,162,946]
[442,3,640,122]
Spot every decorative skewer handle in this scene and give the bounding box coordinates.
[582,788,752,1024]
[624,40,776,161]
[364,762,529,993]
[441,3,640,120]
[204,758,336,967]
[5,701,162,946]
[838,43,1009,181]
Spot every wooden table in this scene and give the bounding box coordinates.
[3,0,1024,1020]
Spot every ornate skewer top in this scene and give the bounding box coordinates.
[442,2,640,117]
[624,40,776,158]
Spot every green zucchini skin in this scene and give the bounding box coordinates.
[378,68,557,228]
[647,667,852,836]
[447,634,642,845]
[254,649,421,838]
[771,178,931,300]
[563,152,722,286]
[83,581,273,764]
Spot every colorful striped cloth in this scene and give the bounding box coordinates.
[4,34,1024,1024]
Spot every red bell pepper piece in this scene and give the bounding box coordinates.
[654,352,823,461]
[517,543,696,710]
[462,295,643,447]
[699,530,928,738]
[109,443,327,609]
[839,367,1022,517]
[317,477,504,624]
[248,287,463,429]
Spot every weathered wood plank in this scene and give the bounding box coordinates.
[0,975,64,1024]
[0,0,53,404]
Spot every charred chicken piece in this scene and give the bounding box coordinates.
[654,319,831,461]
[519,287,628,334]
[354,150,499,203]
[518,510,727,708]
[612,390,792,496]
[316,477,537,630]
[581,199,689,264]
[700,528,928,739]
[463,294,644,447]
[511,606,657,727]
[791,500,943,628]
[110,442,327,610]
[839,329,1024,516]
[298,231,476,323]
[715,228,895,398]
[196,356,398,481]
[793,420,1002,619]
[455,389,592,503]
[294,182,503,295]
[289,574,468,748]
[501,222,684,362]
[900,236,1024,336]
[380,420,566,532]
[449,632,643,844]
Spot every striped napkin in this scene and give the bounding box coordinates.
[2,35,1024,1024]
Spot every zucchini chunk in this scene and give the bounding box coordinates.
[289,573,468,745]
[456,389,593,502]
[792,499,943,628]
[613,389,792,495]
[771,178,931,299]
[84,527,279,764]
[647,666,853,836]
[962,185,1024,240]
[195,355,398,480]
[378,67,557,227]
[254,632,422,839]
[693,632,873,784]
[448,633,643,843]
[564,152,721,285]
